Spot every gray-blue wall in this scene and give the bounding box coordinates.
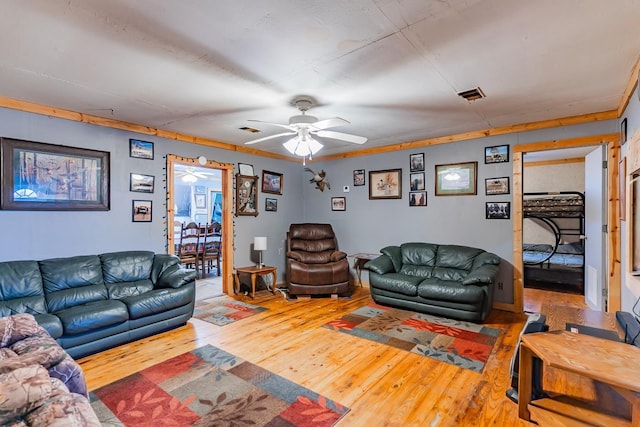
[0,106,623,306]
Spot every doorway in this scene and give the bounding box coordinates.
[510,133,621,314]
[166,155,234,295]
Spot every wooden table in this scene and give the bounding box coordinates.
[348,253,378,286]
[518,330,640,426]
[233,265,277,298]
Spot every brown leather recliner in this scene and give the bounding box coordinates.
[286,223,350,296]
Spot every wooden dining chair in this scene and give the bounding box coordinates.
[198,222,221,278]
[177,221,200,276]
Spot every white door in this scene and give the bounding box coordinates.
[584,145,607,311]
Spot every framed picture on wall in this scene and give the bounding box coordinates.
[0,137,110,211]
[410,172,425,191]
[409,191,427,206]
[130,173,154,193]
[484,145,509,164]
[410,153,425,172]
[435,162,477,196]
[235,174,258,216]
[132,200,152,222]
[486,202,510,219]
[262,170,283,195]
[331,197,346,211]
[195,193,206,209]
[485,177,510,195]
[129,139,154,160]
[369,169,402,199]
[353,169,365,186]
[265,197,277,212]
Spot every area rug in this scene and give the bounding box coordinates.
[90,344,350,426]
[194,295,267,326]
[322,303,501,373]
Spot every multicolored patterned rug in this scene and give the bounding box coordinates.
[194,295,267,326]
[91,344,350,426]
[322,303,501,373]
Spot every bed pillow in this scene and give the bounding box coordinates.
[556,242,583,255]
[522,243,553,252]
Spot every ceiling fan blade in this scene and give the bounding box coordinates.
[194,172,209,178]
[316,130,367,144]
[247,119,295,131]
[311,117,349,130]
[245,131,297,145]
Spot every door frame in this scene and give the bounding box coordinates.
[503,133,621,313]
[166,154,234,294]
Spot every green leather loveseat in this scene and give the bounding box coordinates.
[365,243,501,322]
[0,250,197,358]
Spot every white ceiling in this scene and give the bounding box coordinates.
[1,0,639,158]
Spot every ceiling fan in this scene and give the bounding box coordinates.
[245,95,367,160]
[175,166,215,183]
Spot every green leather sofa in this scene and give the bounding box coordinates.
[365,243,501,322]
[0,251,197,358]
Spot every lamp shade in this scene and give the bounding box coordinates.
[254,236,267,251]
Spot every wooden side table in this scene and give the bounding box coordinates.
[518,330,640,426]
[233,265,277,298]
[348,253,378,286]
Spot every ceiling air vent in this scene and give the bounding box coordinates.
[239,126,260,133]
[457,87,485,101]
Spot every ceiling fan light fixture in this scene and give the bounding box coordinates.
[181,173,198,183]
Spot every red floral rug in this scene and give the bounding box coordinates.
[322,303,501,373]
[194,295,267,326]
[90,345,349,426]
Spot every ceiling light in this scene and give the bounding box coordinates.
[181,174,197,183]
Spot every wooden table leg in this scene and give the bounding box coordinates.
[250,273,257,298]
[271,269,277,294]
[233,271,239,295]
[518,342,534,421]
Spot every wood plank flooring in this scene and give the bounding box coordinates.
[77,286,625,426]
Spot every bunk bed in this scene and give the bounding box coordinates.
[522,191,585,293]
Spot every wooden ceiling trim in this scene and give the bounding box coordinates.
[617,54,640,117]
[524,157,585,167]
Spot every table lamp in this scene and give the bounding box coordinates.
[254,236,267,268]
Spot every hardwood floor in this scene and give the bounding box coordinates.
[78,286,625,426]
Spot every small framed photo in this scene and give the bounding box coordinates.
[238,163,254,176]
[410,172,425,191]
[194,193,206,209]
[369,169,402,199]
[262,170,283,195]
[130,173,154,193]
[409,191,427,206]
[331,197,346,211]
[410,153,424,172]
[484,145,509,164]
[621,118,628,145]
[265,197,277,212]
[194,185,206,194]
[486,202,510,219]
[132,200,152,222]
[353,169,365,186]
[129,139,154,160]
[485,177,510,195]
[435,162,477,196]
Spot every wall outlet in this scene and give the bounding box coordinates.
[343,185,350,192]
[278,248,283,255]
[497,282,503,290]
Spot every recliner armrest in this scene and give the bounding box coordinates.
[365,256,396,275]
[330,251,347,262]
[287,251,303,261]
[461,264,499,285]
[156,264,197,289]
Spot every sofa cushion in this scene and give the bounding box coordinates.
[106,280,154,299]
[401,243,438,268]
[0,261,48,318]
[368,273,422,296]
[417,278,485,303]
[435,245,484,270]
[100,251,154,283]
[55,300,128,335]
[122,286,194,320]
[33,314,63,339]
[40,255,108,312]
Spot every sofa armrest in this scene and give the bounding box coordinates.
[155,264,197,289]
[462,264,499,285]
[365,255,396,275]
[330,251,347,262]
[151,254,181,283]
